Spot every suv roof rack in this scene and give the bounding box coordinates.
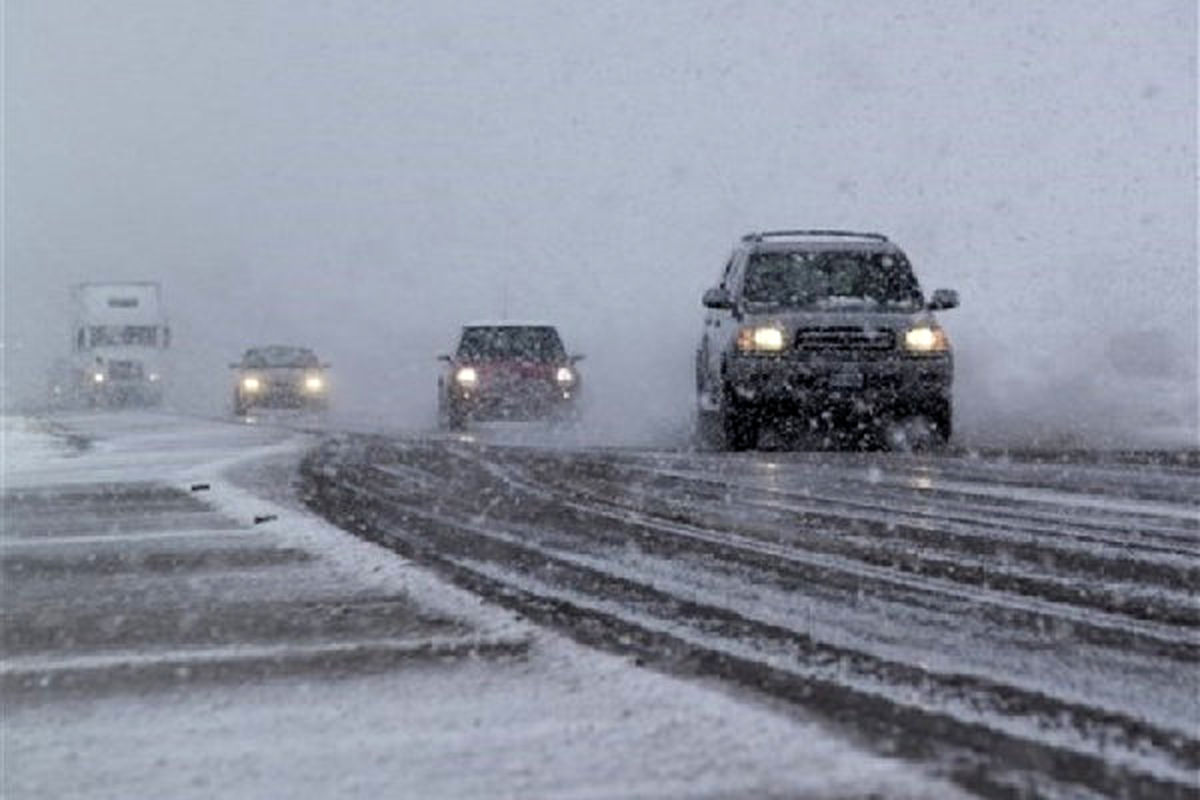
[741,229,890,243]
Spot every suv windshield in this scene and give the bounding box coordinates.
[743,250,923,309]
[457,327,565,362]
[243,347,319,368]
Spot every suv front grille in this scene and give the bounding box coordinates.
[794,327,895,351]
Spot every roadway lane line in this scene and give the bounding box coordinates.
[0,634,529,677]
[0,528,257,549]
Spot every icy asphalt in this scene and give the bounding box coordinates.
[0,412,971,800]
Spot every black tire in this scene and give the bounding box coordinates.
[721,401,758,451]
[446,404,468,431]
[928,398,953,445]
[921,398,950,448]
[694,408,722,449]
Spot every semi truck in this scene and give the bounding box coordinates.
[49,282,171,407]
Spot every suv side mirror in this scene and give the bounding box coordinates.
[228,363,242,369]
[569,354,585,364]
[928,289,959,311]
[702,287,734,309]
[437,354,452,363]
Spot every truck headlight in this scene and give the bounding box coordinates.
[737,326,786,353]
[304,375,324,392]
[455,367,478,387]
[242,376,261,392]
[555,367,575,385]
[904,325,949,353]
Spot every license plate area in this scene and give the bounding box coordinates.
[828,371,864,389]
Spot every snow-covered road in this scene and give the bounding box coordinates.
[302,427,1199,799]
[1,412,970,799]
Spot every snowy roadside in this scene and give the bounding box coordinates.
[2,411,972,799]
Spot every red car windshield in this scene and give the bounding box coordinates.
[457,327,565,362]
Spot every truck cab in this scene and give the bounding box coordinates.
[65,283,170,407]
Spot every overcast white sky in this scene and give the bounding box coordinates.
[5,1,1197,444]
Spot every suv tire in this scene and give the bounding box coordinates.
[446,404,468,431]
[929,400,953,444]
[721,393,758,451]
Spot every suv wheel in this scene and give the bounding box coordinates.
[721,394,759,451]
[929,400,953,445]
[446,403,468,431]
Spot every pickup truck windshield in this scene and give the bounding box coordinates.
[744,251,923,309]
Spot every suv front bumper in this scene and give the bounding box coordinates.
[450,385,578,421]
[724,353,952,415]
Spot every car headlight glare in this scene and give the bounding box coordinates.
[905,326,948,353]
[555,367,575,385]
[455,367,478,387]
[304,375,324,392]
[92,372,105,383]
[242,376,261,392]
[737,326,786,353]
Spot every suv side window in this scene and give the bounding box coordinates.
[719,255,735,288]
[725,250,747,298]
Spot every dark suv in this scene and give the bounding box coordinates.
[439,323,583,429]
[696,231,959,450]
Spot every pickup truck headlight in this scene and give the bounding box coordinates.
[304,375,324,392]
[904,325,949,353]
[455,367,478,387]
[241,376,261,392]
[737,326,786,353]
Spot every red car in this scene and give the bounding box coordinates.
[438,323,583,430]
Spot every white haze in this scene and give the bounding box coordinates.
[5,1,1197,447]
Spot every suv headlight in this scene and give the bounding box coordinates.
[455,366,478,387]
[304,374,324,392]
[737,326,786,353]
[555,366,575,386]
[904,325,949,353]
[241,376,261,392]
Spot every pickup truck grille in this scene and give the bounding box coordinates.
[795,327,895,350]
